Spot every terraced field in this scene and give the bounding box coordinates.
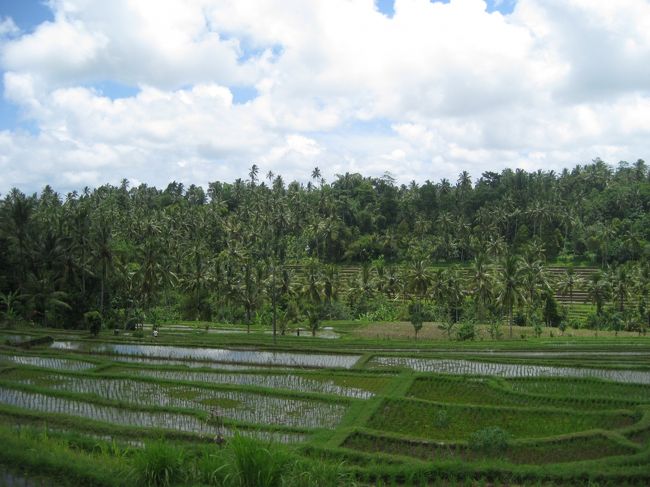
[1,330,650,486]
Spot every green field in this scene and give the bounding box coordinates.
[2,325,650,486]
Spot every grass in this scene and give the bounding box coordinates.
[343,430,638,465]
[407,375,643,410]
[506,377,650,402]
[366,397,638,441]
[3,321,650,485]
[352,321,644,340]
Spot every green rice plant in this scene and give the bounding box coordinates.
[343,430,638,466]
[407,376,640,411]
[366,398,637,441]
[468,427,510,454]
[506,377,650,403]
[281,459,357,487]
[626,426,650,446]
[130,440,187,487]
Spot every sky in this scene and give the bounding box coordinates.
[0,0,648,194]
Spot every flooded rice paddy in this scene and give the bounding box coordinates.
[50,342,360,368]
[109,368,374,399]
[7,373,348,429]
[371,357,650,384]
[0,387,305,443]
[0,353,95,372]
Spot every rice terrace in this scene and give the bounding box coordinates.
[0,158,649,487]
[2,0,650,486]
[2,321,650,486]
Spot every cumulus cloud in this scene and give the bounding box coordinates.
[0,0,648,193]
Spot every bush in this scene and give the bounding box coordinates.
[468,427,510,454]
[408,301,424,339]
[321,301,352,320]
[586,312,604,331]
[131,441,186,487]
[487,321,502,340]
[361,297,401,322]
[83,310,102,337]
[513,312,526,327]
[456,321,476,341]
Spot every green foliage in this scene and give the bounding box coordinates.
[83,310,102,336]
[226,434,291,487]
[456,321,476,341]
[130,440,186,487]
[0,160,648,333]
[468,427,510,454]
[408,300,424,339]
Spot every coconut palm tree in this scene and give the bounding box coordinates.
[496,253,526,338]
[470,254,495,323]
[557,266,583,308]
[587,270,610,316]
[610,264,631,313]
[407,259,432,301]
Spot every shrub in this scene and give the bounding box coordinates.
[468,427,510,455]
[488,321,502,340]
[83,310,102,337]
[513,312,526,327]
[409,301,424,340]
[456,322,476,341]
[321,301,352,320]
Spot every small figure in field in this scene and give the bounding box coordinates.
[210,407,226,445]
[153,328,158,338]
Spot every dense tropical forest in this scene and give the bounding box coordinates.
[1,158,649,337]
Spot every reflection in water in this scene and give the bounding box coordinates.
[50,342,359,368]
[372,357,650,384]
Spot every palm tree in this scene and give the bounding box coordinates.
[441,266,465,323]
[321,264,339,306]
[301,258,322,305]
[24,270,71,327]
[248,164,259,186]
[496,253,526,338]
[587,271,610,316]
[348,262,374,309]
[557,267,582,307]
[519,253,551,320]
[92,218,113,315]
[610,264,631,313]
[470,254,495,323]
[0,290,21,326]
[5,189,34,288]
[407,259,432,301]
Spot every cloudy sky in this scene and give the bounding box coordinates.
[0,0,649,194]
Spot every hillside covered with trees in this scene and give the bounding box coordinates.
[1,159,649,337]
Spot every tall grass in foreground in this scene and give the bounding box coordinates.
[129,433,355,486]
[130,441,186,487]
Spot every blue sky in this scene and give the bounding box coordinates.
[0,0,648,193]
[376,0,516,16]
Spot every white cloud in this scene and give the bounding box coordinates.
[0,17,20,38]
[0,0,649,194]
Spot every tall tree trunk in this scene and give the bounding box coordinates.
[509,307,513,339]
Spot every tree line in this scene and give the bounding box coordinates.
[0,159,648,338]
